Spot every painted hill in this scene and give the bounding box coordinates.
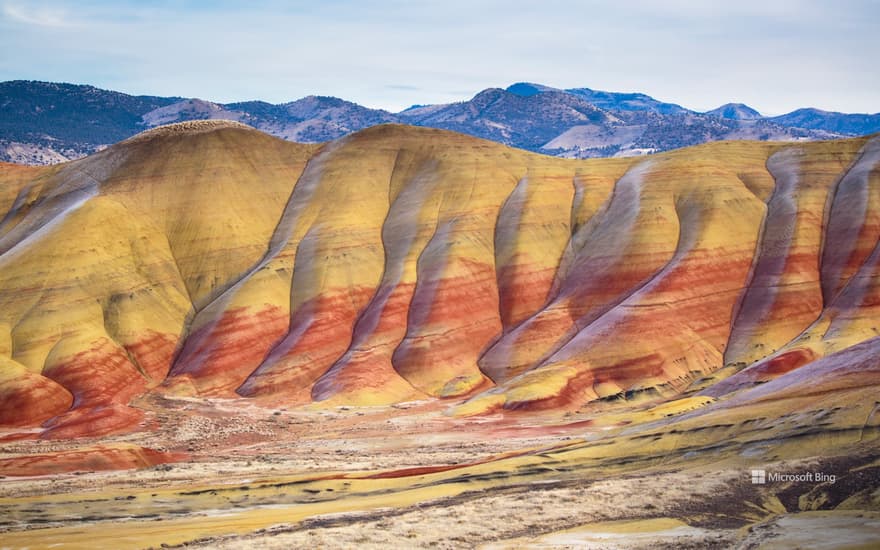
[3,80,879,165]
[1,122,878,439]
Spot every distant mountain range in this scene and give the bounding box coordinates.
[1,80,878,165]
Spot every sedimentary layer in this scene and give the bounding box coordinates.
[1,122,878,434]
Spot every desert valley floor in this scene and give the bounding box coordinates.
[2,391,879,549]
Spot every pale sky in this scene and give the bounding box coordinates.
[1,0,877,115]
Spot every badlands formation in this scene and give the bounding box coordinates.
[0,121,879,547]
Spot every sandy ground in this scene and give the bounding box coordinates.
[0,395,580,498]
[1,394,879,548]
[190,462,879,549]
[199,468,745,549]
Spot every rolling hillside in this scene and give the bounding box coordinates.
[1,121,878,438]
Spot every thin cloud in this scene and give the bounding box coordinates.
[0,0,876,114]
[385,85,421,91]
[2,2,75,27]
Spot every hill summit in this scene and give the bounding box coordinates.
[705,102,762,119]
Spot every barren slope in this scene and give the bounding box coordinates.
[0,123,878,437]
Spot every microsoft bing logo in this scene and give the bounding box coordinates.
[751,469,766,484]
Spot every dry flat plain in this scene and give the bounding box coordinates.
[2,386,879,548]
[1,122,879,547]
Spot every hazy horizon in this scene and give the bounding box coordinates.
[1,0,878,115]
